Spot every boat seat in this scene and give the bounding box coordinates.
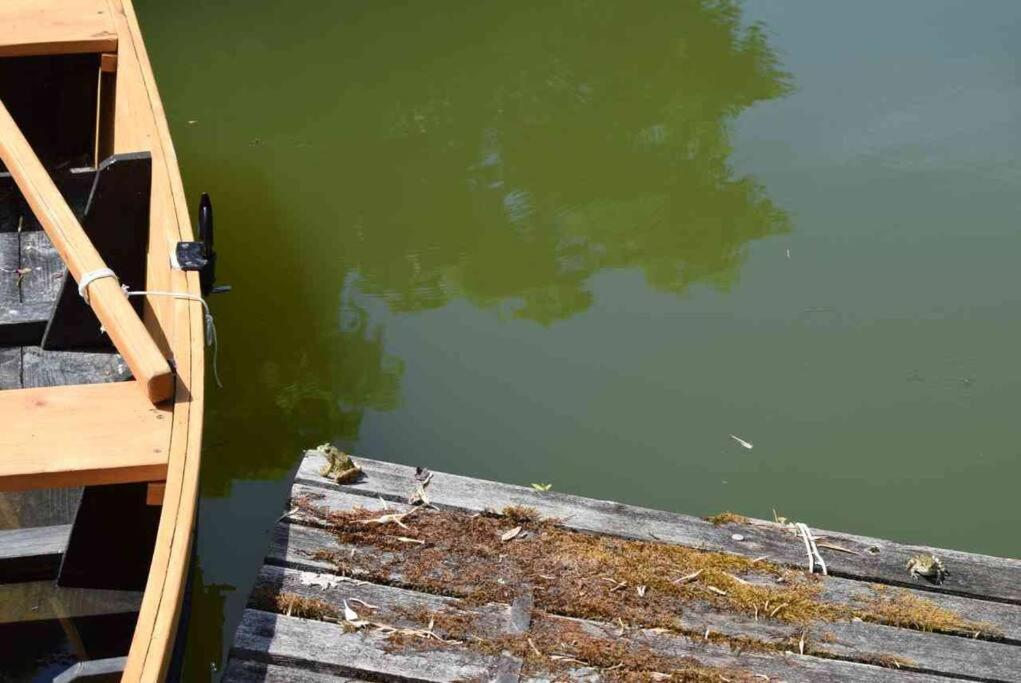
[0,0,117,58]
[0,381,170,491]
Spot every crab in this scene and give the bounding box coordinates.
[906,553,949,585]
[317,443,362,484]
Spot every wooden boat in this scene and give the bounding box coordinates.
[0,1,208,680]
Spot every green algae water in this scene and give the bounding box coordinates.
[131,0,1021,675]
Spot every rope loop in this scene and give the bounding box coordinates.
[77,268,118,303]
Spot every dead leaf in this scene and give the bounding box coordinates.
[501,526,523,542]
[343,600,360,622]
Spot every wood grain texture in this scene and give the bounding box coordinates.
[0,523,68,582]
[0,580,140,623]
[0,0,117,58]
[0,381,171,491]
[106,0,207,679]
[0,348,19,389]
[225,659,372,683]
[233,610,517,683]
[20,345,131,388]
[268,492,1021,682]
[19,229,63,303]
[0,98,172,402]
[298,454,1021,605]
[238,563,952,683]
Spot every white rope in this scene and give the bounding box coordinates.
[795,522,827,575]
[77,268,118,302]
[122,287,222,388]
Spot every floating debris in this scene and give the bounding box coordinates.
[729,434,754,450]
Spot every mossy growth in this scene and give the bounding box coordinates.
[251,587,338,621]
[704,512,748,526]
[285,496,996,676]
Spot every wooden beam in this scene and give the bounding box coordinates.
[146,482,165,506]
[0,0,118,58]
[0,98,174,403]
[100,53,118,73]
[0,381,171,491]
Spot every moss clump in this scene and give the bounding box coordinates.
[251,588,338,621]
[859,585,996,638]
[704,512,748,526]
[500,505,545,524]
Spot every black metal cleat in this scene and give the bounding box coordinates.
[175,192,228,296]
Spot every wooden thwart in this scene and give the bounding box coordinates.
[0,0,117,58]
[0,98,172,403]
[0,381,171,491]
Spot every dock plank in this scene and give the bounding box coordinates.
[297,455,1021,605]
[233,610,514,683]
[269,510,1021,646]
[244,557,952,683]
[269,498,1021,682]
[225,659,372,683]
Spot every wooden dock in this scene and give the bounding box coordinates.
[227,450,1021,682]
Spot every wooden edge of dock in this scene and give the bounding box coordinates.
[225,451,1021,682]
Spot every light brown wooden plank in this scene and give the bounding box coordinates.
[0,0,117,58]
[0,98,173,403]
[145,481,164,506]
[106,0,207,679]
[297,454,1021,605]
[0,381,171,491]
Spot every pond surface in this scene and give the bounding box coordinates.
[133,0,1021,676]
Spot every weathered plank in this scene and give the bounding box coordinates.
[224,659,372,683]
[269,504,1021,682]
[0,581,140,623]
[0,488,82,529]
[0,347,19,388]
[0,523,69,582]
[283,479,1021,645]
[19,229,63,303]
[297,455,1021,605]
[52,656,127,683]
[233,610,514,683]
[242,563,951,683]
[21,346,130,388]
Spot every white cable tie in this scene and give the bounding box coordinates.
[77,268,118,303]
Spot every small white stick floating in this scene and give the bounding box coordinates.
[729,434,754,450]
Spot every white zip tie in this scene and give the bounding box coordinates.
[795,522,827,575]
[77,268,118,302]
[122,286,222,388]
